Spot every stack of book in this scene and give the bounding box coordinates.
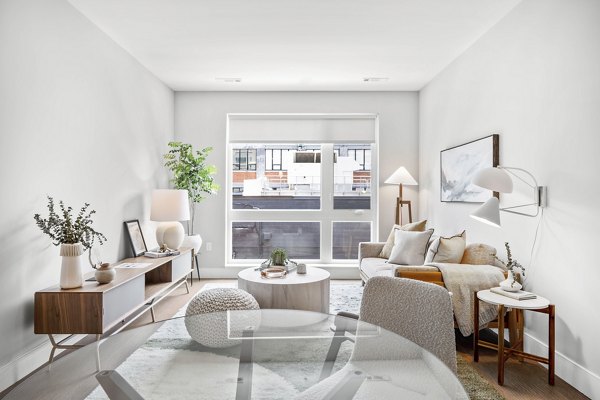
[490,287,537,300]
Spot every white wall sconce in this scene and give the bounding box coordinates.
[470,167,547,227]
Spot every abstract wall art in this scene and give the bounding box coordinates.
[440,134,499,203]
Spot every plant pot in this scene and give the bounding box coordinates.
[94,262,116,284]
[60,243,84,289]
[499,270,522,292]
[182,234,203,254]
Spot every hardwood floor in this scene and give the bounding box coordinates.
[1,279,589,400]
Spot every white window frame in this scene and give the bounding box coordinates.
[226,113,379,266]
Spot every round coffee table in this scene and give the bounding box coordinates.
[238,266,330,313]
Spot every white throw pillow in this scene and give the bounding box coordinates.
[388,229,434,265]
[425,231,467,264]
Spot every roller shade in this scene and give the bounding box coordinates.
[228,114,377,143]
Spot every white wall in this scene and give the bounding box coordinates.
[175,92,419,277]
[419,0,600,396]
[0,0,173,389]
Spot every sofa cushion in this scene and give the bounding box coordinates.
[425,231,466,264]
[461,243,501,267]
[379,219,428,259]
[388,229,434,265]
[360,258,395,278]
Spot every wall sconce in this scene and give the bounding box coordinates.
[470,167,547,227]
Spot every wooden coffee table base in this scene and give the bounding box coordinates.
[474,292,555,386]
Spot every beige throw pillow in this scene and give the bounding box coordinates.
[461,243,499,266]
[379,219,427,259]
[388,229,434,265]
[425,231,466,264]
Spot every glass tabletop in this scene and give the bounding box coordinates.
[5,309,467,400]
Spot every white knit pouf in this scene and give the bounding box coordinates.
[184,288,260,348]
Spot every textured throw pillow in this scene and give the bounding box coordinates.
[388,229,434,265]
[379,219,427,259]
[425,231,467,264]
[461,243,500,266]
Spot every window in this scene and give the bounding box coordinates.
[232,148,257,171]
[227,114,378,264]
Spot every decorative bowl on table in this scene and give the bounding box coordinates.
[260,267,287,279]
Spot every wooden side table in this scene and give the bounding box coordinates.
[474,289,555,385]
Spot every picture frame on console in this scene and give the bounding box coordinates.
[440,134,499,203]
[124,219,147,257]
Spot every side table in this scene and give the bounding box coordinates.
[474,289,555,385]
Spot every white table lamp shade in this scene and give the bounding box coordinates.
[150,189,190,222]
[385,167,418,185]
[472,167,513,193]
[471,197,501,228]
[150,189,190,250]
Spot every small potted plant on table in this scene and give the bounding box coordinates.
[493,242,526,292]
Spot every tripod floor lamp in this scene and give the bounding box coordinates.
[385,167,418,225]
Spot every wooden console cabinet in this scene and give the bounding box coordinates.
[34,248,193,365]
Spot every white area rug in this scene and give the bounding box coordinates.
[87,281,364,400]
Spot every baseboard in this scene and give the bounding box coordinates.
[524,332,600,399]
[0,334,86,393]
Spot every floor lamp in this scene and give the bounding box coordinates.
[385,167,418,225]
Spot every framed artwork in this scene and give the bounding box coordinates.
[124,220,147,257]
[440,134,499,203]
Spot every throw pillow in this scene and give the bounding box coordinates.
[425,231,467,264]
[379,219,427,259]
[388,229,434,265]
[461,243,500,267]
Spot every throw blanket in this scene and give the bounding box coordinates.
[429,263,505,336]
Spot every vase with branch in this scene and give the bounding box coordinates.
[493,242,526,292]
[163,141,220,254]
[34,196,107,289]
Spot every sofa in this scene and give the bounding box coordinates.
[358,241,504,286]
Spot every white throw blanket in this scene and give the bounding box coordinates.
[429,263,505,336]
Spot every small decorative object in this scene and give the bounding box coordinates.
[164,142,220,254]
[124,220,147,257]
[93,262,115,284]
[441,134,499,203]
[184,288,260,348]
[260,248,298,272]
[34,196,107,289]
[493,242,526,292]
[297,263,307,274]
[260,267,287,279]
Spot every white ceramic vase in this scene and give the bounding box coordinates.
[94,262,116,284]
[499,270,522,292]
[60,243,84,289]
[182,234,203,254]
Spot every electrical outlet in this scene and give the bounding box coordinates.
[206,242,212,251]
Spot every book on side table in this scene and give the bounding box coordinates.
[490,287,537,300]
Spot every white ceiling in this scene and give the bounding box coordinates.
[68,0,521,91]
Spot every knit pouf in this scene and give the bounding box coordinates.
[184,288,260,348]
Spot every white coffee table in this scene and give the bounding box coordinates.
[238,266,330,314]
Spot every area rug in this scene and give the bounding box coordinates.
[87,281,503,399]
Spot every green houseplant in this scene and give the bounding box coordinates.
[34,196,107,289]
[164,141,220,253]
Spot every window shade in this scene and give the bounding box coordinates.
[228,114,377,143]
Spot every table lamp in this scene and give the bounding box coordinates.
[150,189,190,250]
[384,167,418,225]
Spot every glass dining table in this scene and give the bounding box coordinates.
[5,309,467,399]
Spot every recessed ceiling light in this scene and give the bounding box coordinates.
[363,77,389,82]
[216,77,242,83]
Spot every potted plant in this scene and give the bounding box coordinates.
[164,141,220,254]
[493,242,526,292]
[34,196,107,289]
